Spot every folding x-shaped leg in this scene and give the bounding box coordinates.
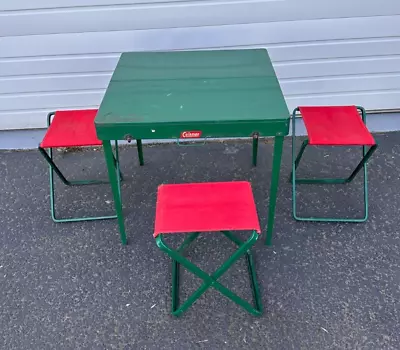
[156,230,262,316]
[38,141,123,223]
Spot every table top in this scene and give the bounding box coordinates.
[96,49,288,122]
[95,49,289,140]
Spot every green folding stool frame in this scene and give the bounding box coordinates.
[154,181,263,316]
[164,133,259,167]
[38,109,124,223]
[291,106,378,222]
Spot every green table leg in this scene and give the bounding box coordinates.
[103,140,127,245]
[265,135,284,246]
[252,135,259,167]
[136,139,144,166]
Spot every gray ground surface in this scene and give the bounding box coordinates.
[0,133,399,350]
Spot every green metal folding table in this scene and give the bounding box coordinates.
[95,49,289,246]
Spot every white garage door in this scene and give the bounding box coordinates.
[1,0,400,130]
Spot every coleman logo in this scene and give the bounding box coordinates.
[180,131,202,138]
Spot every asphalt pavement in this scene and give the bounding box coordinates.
[0,132,399,349]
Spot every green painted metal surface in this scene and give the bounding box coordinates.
[265,135,285,245]
[95,49,289,140]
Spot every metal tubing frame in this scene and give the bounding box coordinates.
[265,134,285,245]
[251,129,285,246]
[156,230,262,316]
[38,112,123,223]
[290,106,378,222]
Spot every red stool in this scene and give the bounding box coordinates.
[291,106,378,222]
[154,181,263,316]
[38,110,122,222]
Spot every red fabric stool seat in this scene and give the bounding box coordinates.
[40,109,101,148]
[299,106,376,146]
[154,181,261,236]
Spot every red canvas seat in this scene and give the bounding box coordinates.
[299,106,376,146]
[154,181,261,236]
[40,109,102,148]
